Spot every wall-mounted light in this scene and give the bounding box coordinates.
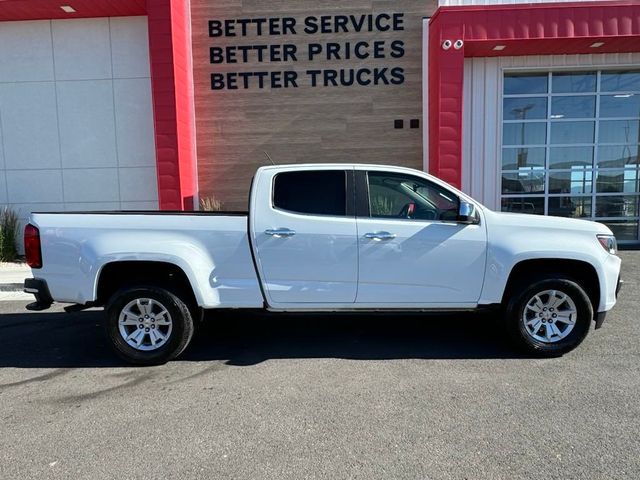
[442,39,452,50]
[493,45,506,51]
[453,39,464,50]
[60,5,76,13]
[590,42,605,48]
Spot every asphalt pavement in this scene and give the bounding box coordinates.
[0,252,638,479]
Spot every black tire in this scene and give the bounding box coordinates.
[504,275,593,357]
[105,286,195,366]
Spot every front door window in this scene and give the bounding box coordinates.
[367,171,459,221]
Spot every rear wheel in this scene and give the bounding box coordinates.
[105,286,195,365]
[505,276,593,357]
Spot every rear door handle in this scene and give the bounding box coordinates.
[364,231,396,241]
[265,228,296,237]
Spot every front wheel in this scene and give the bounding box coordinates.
[105,286,195,365]
[505,276,593,357]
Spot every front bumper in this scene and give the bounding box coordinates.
[24,278,53,311]
[595,276,623,329]
[616,276,624,298]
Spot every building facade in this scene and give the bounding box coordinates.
[0,0,639,243]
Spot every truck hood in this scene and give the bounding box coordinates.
[484,210,613,235]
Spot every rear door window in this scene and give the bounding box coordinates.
[273,170,347,216]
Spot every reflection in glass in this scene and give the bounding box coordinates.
[601,219,639,241]
[500,70,640,240]
[502,171,545,194]
[596,169,640,193]
[549,170,592,194]
[596,195,639,217]
[551,121,594,144]
[548,196,592,218]
[549,146,593,169]
[598,145,640,168]
[601,71,640,93]
[598,120,640,144]
[503,97,547,120]
[599,94,640,118]
[501,197,545,215]
[504,73,548,95]
[503,122,546,145]
[552,72,596,93]
[551,96,595,119]
[502,147,546,169]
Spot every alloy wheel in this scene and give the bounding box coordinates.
[118,298,173,351]
[522,289,577,343]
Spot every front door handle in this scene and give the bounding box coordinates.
[364,231,396,241]
[265,228,296,237]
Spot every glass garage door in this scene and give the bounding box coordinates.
[501,70,640,243]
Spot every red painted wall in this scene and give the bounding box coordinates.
[147,0,197,210]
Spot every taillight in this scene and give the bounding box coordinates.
[24,224,42,268]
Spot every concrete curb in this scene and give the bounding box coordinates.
[0,264,30,295]
[0,283,24,292]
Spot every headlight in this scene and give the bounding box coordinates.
[597,234,617,254]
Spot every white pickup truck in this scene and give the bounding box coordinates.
[23,164,622,364]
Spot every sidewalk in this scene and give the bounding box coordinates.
[0,262,32,300]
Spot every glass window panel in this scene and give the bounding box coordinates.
[501,197,545,215]
[548,170,592,194]
[600,71,640,93]
[367,171,460,221]
[503,122,546,145]
[549,146,593,169]
[551,96,595,119]
[550,121,594,144]
[598,145,640,168]
[599,94,640,119]
[596,169,640,194]
[598,120,640,144]
[503,97,547,120]
[595,195,639,218]
[500,69,640,239]
[273,170,346,216]
[504,73,548,95]
[502,147,546,169]
[502,171,545,194]
[548,196,592,218]
[552,72,596,93]
[600,219,639,241]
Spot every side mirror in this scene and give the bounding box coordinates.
[457,201,480,224]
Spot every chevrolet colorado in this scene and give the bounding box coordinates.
[23,164,622,364]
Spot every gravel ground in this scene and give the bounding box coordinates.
[0,252,638,479]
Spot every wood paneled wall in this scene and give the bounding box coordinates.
[191,0,436,210]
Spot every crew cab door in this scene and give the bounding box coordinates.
[250,167,358,306]
[355,169,487,307]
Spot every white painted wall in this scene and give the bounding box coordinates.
[0,16,158,231]
[461,52,640,210]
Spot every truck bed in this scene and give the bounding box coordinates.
[29,211,264,308]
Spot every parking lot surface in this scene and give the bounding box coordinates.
[1,252,638,479]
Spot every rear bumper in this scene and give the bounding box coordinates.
[24,278,53,311]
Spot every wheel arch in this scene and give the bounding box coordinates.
[95,260,200,310]
[501,258,601,319]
